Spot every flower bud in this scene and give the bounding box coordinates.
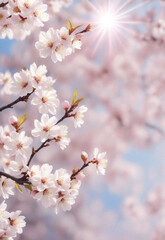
[62,100,70,111]
[9,115,18,128]
[75,172,85,181]
[81,151,88,163]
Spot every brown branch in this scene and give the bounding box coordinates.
[0,171,31,185]
[27,139,50,166]
[0,89,35,112]
[0,2,8,8]
[70,161,93,180]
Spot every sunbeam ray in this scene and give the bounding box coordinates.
[87,0,151,56]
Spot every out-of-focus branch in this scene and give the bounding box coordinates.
[0,2,8,8]
[146,122,164,134]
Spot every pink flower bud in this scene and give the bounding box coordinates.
[62,100,70,111]
[9,115,18,128]
[81,151,88,163]
[75,172,85,181]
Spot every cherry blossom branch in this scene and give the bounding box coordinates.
[0,171,31,185]
[55,105,75,125]
[146,122,164,134]
[27,139,50,166]
[27,106,76,166]
[0,2,8,8]
[70,160,93,180]
[0,89,35,113]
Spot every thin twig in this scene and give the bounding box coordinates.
[71,161,92,180]
[146,122,164,134]
[0,89,35,113]
[27,139,49,166]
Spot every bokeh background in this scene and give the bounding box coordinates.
[1,0,165,239]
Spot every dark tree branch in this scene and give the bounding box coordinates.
[0,2,8,8]
[70,161,93,180]
[0,171,31,185]
[0,89,35,112]
[27,139,50,166]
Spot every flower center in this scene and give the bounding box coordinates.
[43,126,50,132]
[21,81,28,88]
[17,142,23,149]
[48,42,53,48]
[42,97,48,103]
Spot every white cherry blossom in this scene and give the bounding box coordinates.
[31,114,59,142]
[5,131,33,159]
[73,105,88,128]
[0,71,12,95]
[93,148,108,175]
[0,176,15,199]
[31,88,59,114]
[35,26,82,63]
[29,164,54,191]
[11,69,33,97]
[55,125,70,150]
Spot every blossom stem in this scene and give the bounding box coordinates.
[0,89,35,113]
[27,139,49,166]
[0,171,31,185]
[55,105,75,125]
[70,161,92,180]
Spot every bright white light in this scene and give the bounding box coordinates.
[99,13,118,31]
[88,0,150,56]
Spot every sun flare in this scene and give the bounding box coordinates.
[99,13,118,31]
[87,0,150,56]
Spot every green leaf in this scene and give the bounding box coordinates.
[67,19,72,32]
[17,113,27,128]
[71,24,82,34]
[24,184,32,191]
[15,182,22,193]
[72,89,77,105]
[67,19,82,34]
[74,98,85,105]
[85,24,92,32]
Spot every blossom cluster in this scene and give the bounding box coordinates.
[0,123,108,210]
[0,116,107,201]
[28,149,108,213]
[0,63,88,129]
[0,201,26,239]
[0,125,32,199]
[31,114,70,149]
[29,165,81,214]
[0,0,49,40]
[35,26,82,63]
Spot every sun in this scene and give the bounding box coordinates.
[99,13,118,31]
[86,0,150,56]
